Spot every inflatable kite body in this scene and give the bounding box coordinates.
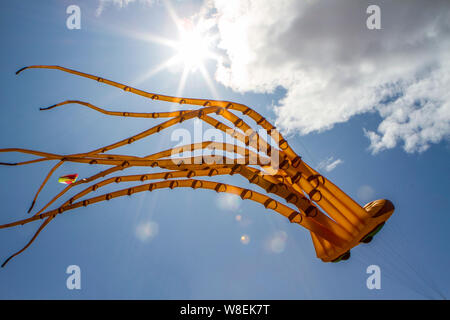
[0,65,395,266]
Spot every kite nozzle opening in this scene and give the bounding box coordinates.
[331,251,351,263]
[359,222,385,243]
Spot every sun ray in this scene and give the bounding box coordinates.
[133,55,181,86]
[199,62,219,99]
[129,31,178,49]
[176,65,190,101]
[165,0,184,34]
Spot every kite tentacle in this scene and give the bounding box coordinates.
[27,161,64,213]
[1,109,360,236]
[1,216,53,267]
[15,66,308,186]
[73,168,352,241]
[0,178,347,265]
[31,141,220,216]
[40,100,194,119]
[15,66,281,148]
[39,100,289,172]
[35,98,358,223]
[19,179,348,246]
[30,141,263,217]
[16,66,291,162]
[2,106,356,237]
[44,155,270,168]
[70,106,221,157]
[0,158,49,166]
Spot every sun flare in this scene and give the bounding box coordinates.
[175,26,211,72]
[131,5,219,97]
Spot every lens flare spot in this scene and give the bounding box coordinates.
[240,234,250,245]
[266,231,288,254]
[135,221,159,242]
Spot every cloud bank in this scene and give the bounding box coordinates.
[204,0,450,153]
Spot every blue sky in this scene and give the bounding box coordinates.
[0,0,449,299]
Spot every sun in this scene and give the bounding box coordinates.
[128,5,219,97]
[173,19,213,73]
[176,28,209,71]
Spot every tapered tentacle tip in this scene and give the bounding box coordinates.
[39,105,55,111]
[1,257,11,268]
[15,66,28,75]
[27,200,36,214]
[0,162,17,166]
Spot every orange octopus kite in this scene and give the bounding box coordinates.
[0,65,395,267]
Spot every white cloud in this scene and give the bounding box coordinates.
[202,0,450,153]
[317,157,343,172]
[364,66,450,153]
[96,0,155,16]
[135,221,159,242]
[216,193,240,211]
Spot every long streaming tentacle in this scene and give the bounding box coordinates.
[5,103,284,217]
[1,121,356,244]
[39,100,285,166]
[40,100,194,118]
[1,217,52,268]
[41,100,283,163]
[0,158,49,166]
[2,108,353,239]
[0,148,66,161]
[0,148,143,163]
[0,108,233,167]
[0,148,348,265]
[5,102,280,218]
[1,178,347,250]
[27,161,64,213]
[30,141,265,216]
[16,66,292,164]
[62,167,352,241]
